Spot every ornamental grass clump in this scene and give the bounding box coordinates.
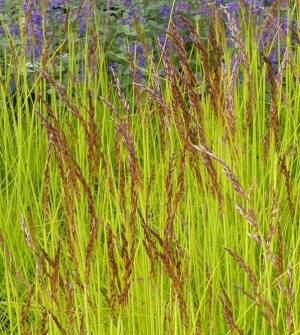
[0,1,299,334]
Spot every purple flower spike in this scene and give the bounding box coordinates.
[129,42,146,78]
[49,0,66,9]
[158,33,171,50]
[22,0,43,59]
[122,0,132,6]
[227,2,239,12]
[159,5,171,18]
[175,1,192,12]
[108,62,118,73]
[9,23,19,36]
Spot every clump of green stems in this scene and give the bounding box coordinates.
[0,2,299,334]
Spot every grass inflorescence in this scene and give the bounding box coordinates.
[0,1,299,334]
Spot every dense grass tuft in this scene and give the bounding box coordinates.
[0,2,299,334]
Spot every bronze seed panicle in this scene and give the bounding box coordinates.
[144,154,190,329]
[191,143,247,199]
[263,53,295,215]
[189,134,288,334]
[224,248,258,287]
[179,15,223,120]
[165,138,188,239]
[157,39,191,142]
[106,225,121,311]
[86,90,101,180]
[42,139,53,219]
[165,151,177,237]
[207,21,225,119]
[37,97,100,282]
[138,207,160,279]
[20,284,35,334]
[221,53,240,143]
[101,84,140,307]
[20,214,34,251]
[219,285,244,335]
[88,31,98,75]
[50,242,61,303]
[224,248,279,334]
[205,263,213,317]
[38,71,102,187]
[38,70,87,128]
[138,60,169,154]
[221,6,254,130]
[263,55,281,149]
[48,309,67,335]
[160,24,224,209]
[286,264,295,334]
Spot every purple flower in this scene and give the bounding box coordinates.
[129,42,145,71]
[197,4,213,16]
[244,0,264,11]
[121,4,138,27]
[227,2,239,12]
[132,68,142,82]
[175,1,192,12]
[108,62,118,73]
[78,1,93,36]
[259,13,290,51]
[280,14,289,35]
[22,0,43,58]
[173,14,190,30]
[46,0,67,22]
[159,5,170,18]
[31,10,42,26]
[266,47,286,74]
[158,33,171,50]
[49,0,66,9]
[9,23,19,36]
[122,0,132,6]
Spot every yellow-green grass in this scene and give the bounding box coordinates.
[0,3,299,334]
